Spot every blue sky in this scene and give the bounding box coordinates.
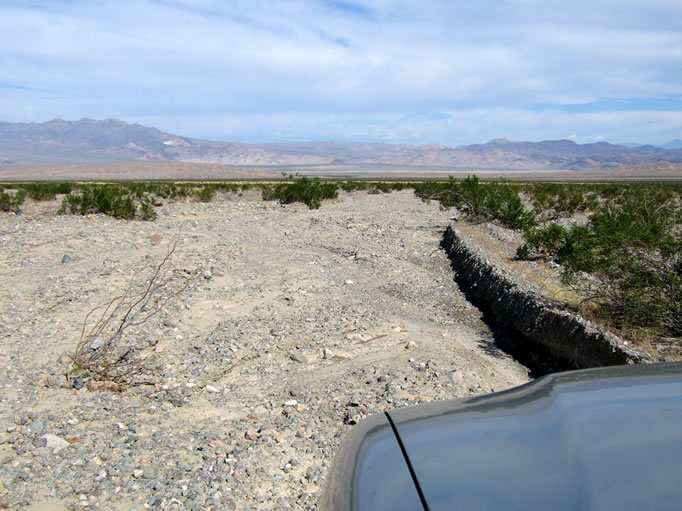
[1,0,681,146]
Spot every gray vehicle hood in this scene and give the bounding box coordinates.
[389,363,682,511]
[321,363,682,510]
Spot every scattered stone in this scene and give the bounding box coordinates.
[41,434,69,453]
[289,352,313,363]
[142,466,159,479]
[244,430,260,441]
[46,374,66,388]
[447,371,464,385]
[61,254,73,264]
[261,429,282,442]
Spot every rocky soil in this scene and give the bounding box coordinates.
[0,190,530,510]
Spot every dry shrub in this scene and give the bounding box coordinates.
[70,242,195,390]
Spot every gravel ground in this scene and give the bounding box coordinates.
[0,190,530,510]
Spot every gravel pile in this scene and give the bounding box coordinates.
[0,190,529,510]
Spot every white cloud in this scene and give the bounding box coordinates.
[0,0,680,144]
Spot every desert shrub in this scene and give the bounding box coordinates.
[149,183,178,199]
[486,181,537,230]
[526,183,590,220]
[149,182,192,200]
[138,199,157,221]
[14,182,73,200]
[412,180,449,202]
[262,176,338,209]
[516,223,590,262]
[58,184,157,220]
[369,182,394,194]
[0,192,15,212]
[174,184,191,198]
[414,176,536,230]
[340,181,369,192]
[216,182,242,194]
[196,185,216,202]
[118,181,144,197]
[71,242,195,389]
[593,183,628,201]
[0,182,73,203]
[517,186,681,334]
[0,190,26,212]
[0,192,9,212]
[338,180,411,193]
[391,182,412,191]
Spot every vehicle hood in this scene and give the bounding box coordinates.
[388,363,682,511]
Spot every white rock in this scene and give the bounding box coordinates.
[42,434,69,453]
[447,371,464,385]
[205,385,221,393]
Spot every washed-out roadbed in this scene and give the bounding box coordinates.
[0,190,530,510]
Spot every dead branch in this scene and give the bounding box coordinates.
[71,241,197,389]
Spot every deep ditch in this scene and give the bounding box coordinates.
[441,224,652,373]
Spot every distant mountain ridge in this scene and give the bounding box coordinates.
[659,139,682,150]
[0,118,189,163]
[1,118,681,170]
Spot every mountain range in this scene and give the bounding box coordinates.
[1,118,681,171]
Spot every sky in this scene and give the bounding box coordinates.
[1,0,681,146]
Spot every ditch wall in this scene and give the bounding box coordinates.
[442,225,652,368]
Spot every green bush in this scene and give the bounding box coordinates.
[517,186,681,335]
[7,182,74,201]
[58,184,157,220]
[414,175,536,230]
[525,182,591,219]
[0,190,26,212]
[262,176,338,209]
[339,181,413,193]
[196,185,216,202]
[369,182,394,194]
[138,198,157,221]
[0,192,14,212]
[488,183,536,230]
